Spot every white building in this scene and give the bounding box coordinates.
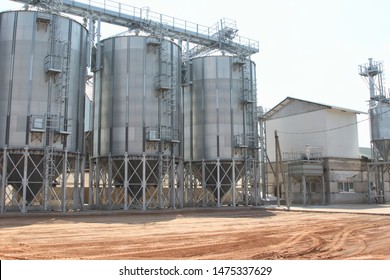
[264,97,363,161]
[262,97,389,205]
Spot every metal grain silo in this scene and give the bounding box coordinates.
[0,10,88,212]
[183,55,259,207]
[91,35,183,210]
[370,103,390,161]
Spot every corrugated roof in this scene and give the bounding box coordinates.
[263,96,367,120]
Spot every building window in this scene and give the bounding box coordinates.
[338,182,354,193]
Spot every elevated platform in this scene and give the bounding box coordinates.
[13,0,259,57]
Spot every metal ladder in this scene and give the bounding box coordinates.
[45,114,58,185]
[157,39,176,141]
[42,0,66,209]
[56,41,72,132]
[161,155,171,176]
[241,59,257,148]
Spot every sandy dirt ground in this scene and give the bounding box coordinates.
[1,207,390,260]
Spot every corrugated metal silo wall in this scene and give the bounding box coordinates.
[93,36,182,158]
[184,55,256,161]
[370,103,390,161]
[0,10,88,211]
[0,10,87,152]
[183,55,259,204]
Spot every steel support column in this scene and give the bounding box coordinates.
[124,153,129,210]
[81,155,85,209]
[1,147,8,213]
[232,159,236,207]
[177,159,184,208]
[108,154,113,210]
[142,153,146,211]
[202,160,206,207]
[95,157,100,208]
[216,158,221,208]
[88,157,94,209]
[22,147,28,213]
[158,155,163,209]
[61,150,68,212]
[170,155,176,209]
[73,152,80,211]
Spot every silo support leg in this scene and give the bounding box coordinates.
[202,161,206,208]
[73,153,80,211]
[95,158,100,209]
[170,156,176,209]
[88,157,93,209]
[61,151,68,212]
[80,155,86,210]
[108,155,112,210]
[1,148,8,213]
[142,153,146,211]
[232,160,236,207]
[158,156,163,209]
[124,153,129,210]
[178,159,184,208]
[22,148,29,213]
[217,159,221,208]
[101,167,107,208]
[189,162,193,207]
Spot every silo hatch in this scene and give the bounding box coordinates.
[30,115,45,132]
[36,13,51,31]
[146,130,160,142]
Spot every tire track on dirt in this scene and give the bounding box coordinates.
[250,228,324,259]
[316,222,373,259]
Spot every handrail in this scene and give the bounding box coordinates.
[12,0,259,55]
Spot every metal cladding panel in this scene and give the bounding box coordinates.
[290,162,324,176]
[370,103,390,160]
[94,36,181,157]
[187,56,251,161]
[0,11,88,152]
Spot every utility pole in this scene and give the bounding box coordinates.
[275,131,280,207]
[274,130,290,210]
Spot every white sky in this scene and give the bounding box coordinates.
[4,0,390,147]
